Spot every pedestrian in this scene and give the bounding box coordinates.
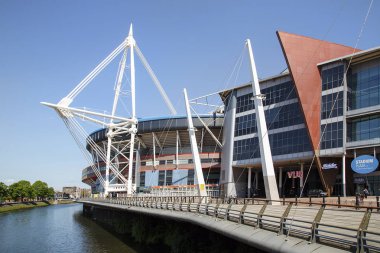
[363,187,369,199]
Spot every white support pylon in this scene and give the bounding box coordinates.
[246,39,280,204]
[42,24,177,196]
[184,88,207,197]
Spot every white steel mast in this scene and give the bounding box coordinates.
[42,24,176,196]
[246,39,280,204]
[184,88,207,197]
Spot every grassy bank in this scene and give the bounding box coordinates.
[0,201,51,213]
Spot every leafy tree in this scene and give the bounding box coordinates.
[32,181,49,200]
[0,182,8,202]
[8,180,33,201]
[47,187,55,199]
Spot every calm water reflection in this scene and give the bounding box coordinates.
[0,203,136,253]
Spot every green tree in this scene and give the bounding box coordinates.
[0,182,8,202]
[32,181,49,200]
[47,187,55,199]
[8,180,33,201]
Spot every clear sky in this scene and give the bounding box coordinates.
[0,0,379,190]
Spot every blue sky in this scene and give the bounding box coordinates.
[0,0,379,190]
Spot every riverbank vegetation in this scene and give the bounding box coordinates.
[0,201,51,213]
[0,180,54,203]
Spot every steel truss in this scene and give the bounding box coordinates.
[42,24,176,196]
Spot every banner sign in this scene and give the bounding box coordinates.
[287,171,303,179]
[322,163,337,170]
[351,155,379,174]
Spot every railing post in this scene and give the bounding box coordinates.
[278,203,293,235]
[338,195,341,208]
[214,199,221,218]
[239,203,248,224]
[310,205,325,243]
[257,203,267,228]
[356,209,371,253]
[224,202,233,221]
[356,195,360,210]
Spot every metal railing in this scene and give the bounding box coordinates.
[81,196,380,253]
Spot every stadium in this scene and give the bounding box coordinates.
[43,27,380,199]
[82,115,223,196]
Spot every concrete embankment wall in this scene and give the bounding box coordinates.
[82,202,348,253]
[83,203,266,253]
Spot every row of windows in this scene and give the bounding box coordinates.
[236,81,296,113]
[320,121,343,150]
[140,170,194,187]
[321,91,343,119]
[233,128,312,161]
[321,65,344,91]
[234,102,304,137]
[140,158,221,166]
[348,64,380,110]
[347,115,380,142]
[158,170,173,186]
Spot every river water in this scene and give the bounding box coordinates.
[0,203,136,253]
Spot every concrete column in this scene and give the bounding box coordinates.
[247,168,252,198]
[342,153,346,197]
[300,163,304,197]
[255,171,259,191]
[220,90,237,197]
[278,167,283,197]
[300,163,304,188]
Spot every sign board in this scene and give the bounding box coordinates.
[353,177,365,184]
[351,155,379,174]
[287,171,303,179]
[322,163,338,170]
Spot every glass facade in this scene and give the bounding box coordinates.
[321,65,344,91]
[348,62,380,110]
[235,80,296,113]
[320,121,343,149]
[187,169,194,185]
[320,65,344,150]
[233,128,311,161]
[234,79,311,161]
[347,115,380,142]
[235,103,304,137]
[321,91,343,120]
[139,171,145,187]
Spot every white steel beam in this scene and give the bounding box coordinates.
[246,39,279,204]
[152,132,163,150]
[135,45,177,115]
[184,88,207,197]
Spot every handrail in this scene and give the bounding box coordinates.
[80,196,380,252]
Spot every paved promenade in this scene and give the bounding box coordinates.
[79,196,380,253]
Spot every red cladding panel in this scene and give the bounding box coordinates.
[277,31,360,151]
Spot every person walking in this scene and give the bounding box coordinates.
[363,186,369,199]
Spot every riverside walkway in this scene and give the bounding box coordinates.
[79,197,380,253]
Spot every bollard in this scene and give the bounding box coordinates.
[338,195,341,208]
[322,195,326,204]
[309,196,312,206]
[295,196,298,206]
[283,197,285,206]
[377,196,379,212]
